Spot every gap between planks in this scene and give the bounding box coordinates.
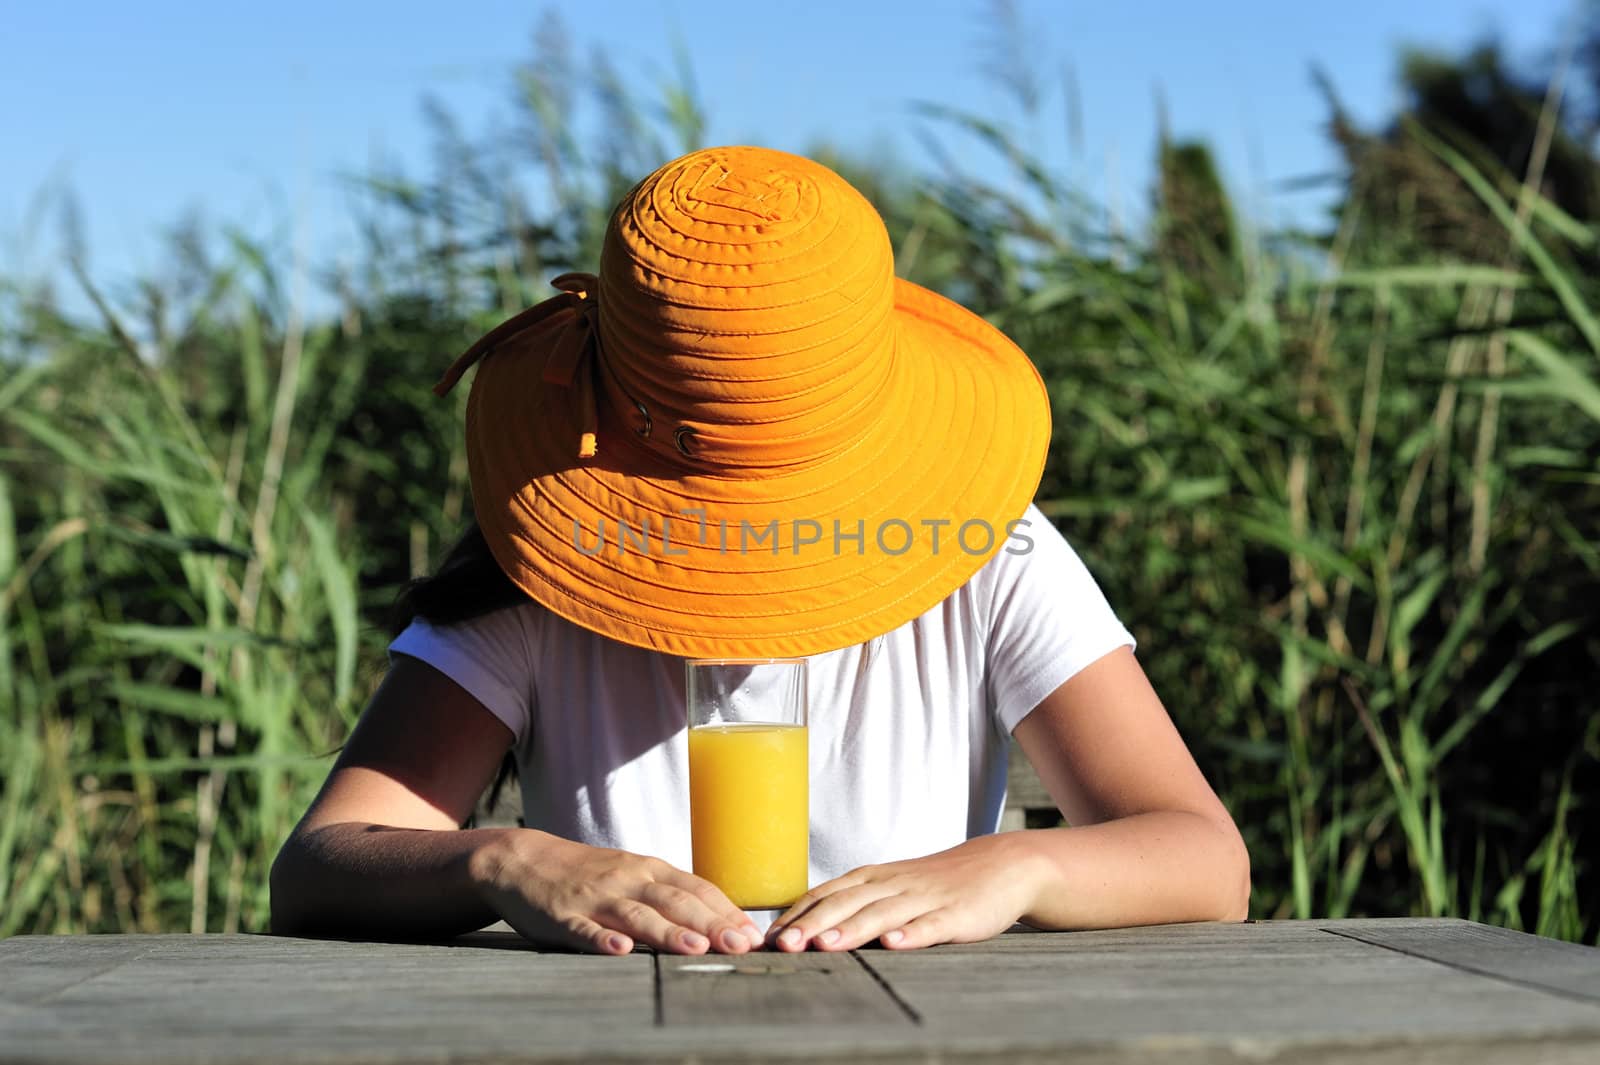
[849,950,923,1025]
[1320,925,1600,1008]
[652,947,919,1027]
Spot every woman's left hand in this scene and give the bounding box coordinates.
[764,833,1046,952]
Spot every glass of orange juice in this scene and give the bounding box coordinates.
[686,658,809,911]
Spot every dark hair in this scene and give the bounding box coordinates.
[388,520,529,823]
[387,522,529,638]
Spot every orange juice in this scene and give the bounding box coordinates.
[687,723,809,908]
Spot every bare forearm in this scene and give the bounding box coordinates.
[269,822,521,939]
[1014,811,1251,930]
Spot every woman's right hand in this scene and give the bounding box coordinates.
[470,829,763,956]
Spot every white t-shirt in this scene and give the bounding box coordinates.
[388,503,1135,923]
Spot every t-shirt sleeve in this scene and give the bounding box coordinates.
[984,503,1138,735]
[387,609,534,744]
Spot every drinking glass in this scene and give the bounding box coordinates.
[686,658,809,909]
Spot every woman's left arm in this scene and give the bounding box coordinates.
[766,647,1249,952]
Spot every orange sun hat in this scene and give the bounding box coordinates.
[433,146,1051,658]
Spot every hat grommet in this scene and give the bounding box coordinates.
[674,426,697,457]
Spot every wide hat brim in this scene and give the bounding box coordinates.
[462,276,1050,659]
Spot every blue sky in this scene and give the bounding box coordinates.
[1,0,1577,306]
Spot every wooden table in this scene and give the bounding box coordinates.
[4,919,1599,1063]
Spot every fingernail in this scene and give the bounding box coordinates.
[884,929,905,946]
[720,929,747,952]
[779,927,802,948]
[744,924,764,945]
[606,934,629,953]
[819,928,840,946]
[681,931,708,951]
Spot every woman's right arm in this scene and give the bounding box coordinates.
[268,654,763,955]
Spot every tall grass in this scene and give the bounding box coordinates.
[963,102,1599,937]
[1,248,367,933]
[2,20,1595,940]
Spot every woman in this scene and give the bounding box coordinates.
[270,146,1250,957]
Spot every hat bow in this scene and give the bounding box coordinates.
[433,271,605,459]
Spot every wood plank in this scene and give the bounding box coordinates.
[2,923,1598,1064]
[0,934,150,1002]
[657,949,912,1026]
[858,920,1600,1051]
[1006,737,1054,813]
[1326,917,1600,1003]
[0,933,657,1064]
[893,920,1358,955]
